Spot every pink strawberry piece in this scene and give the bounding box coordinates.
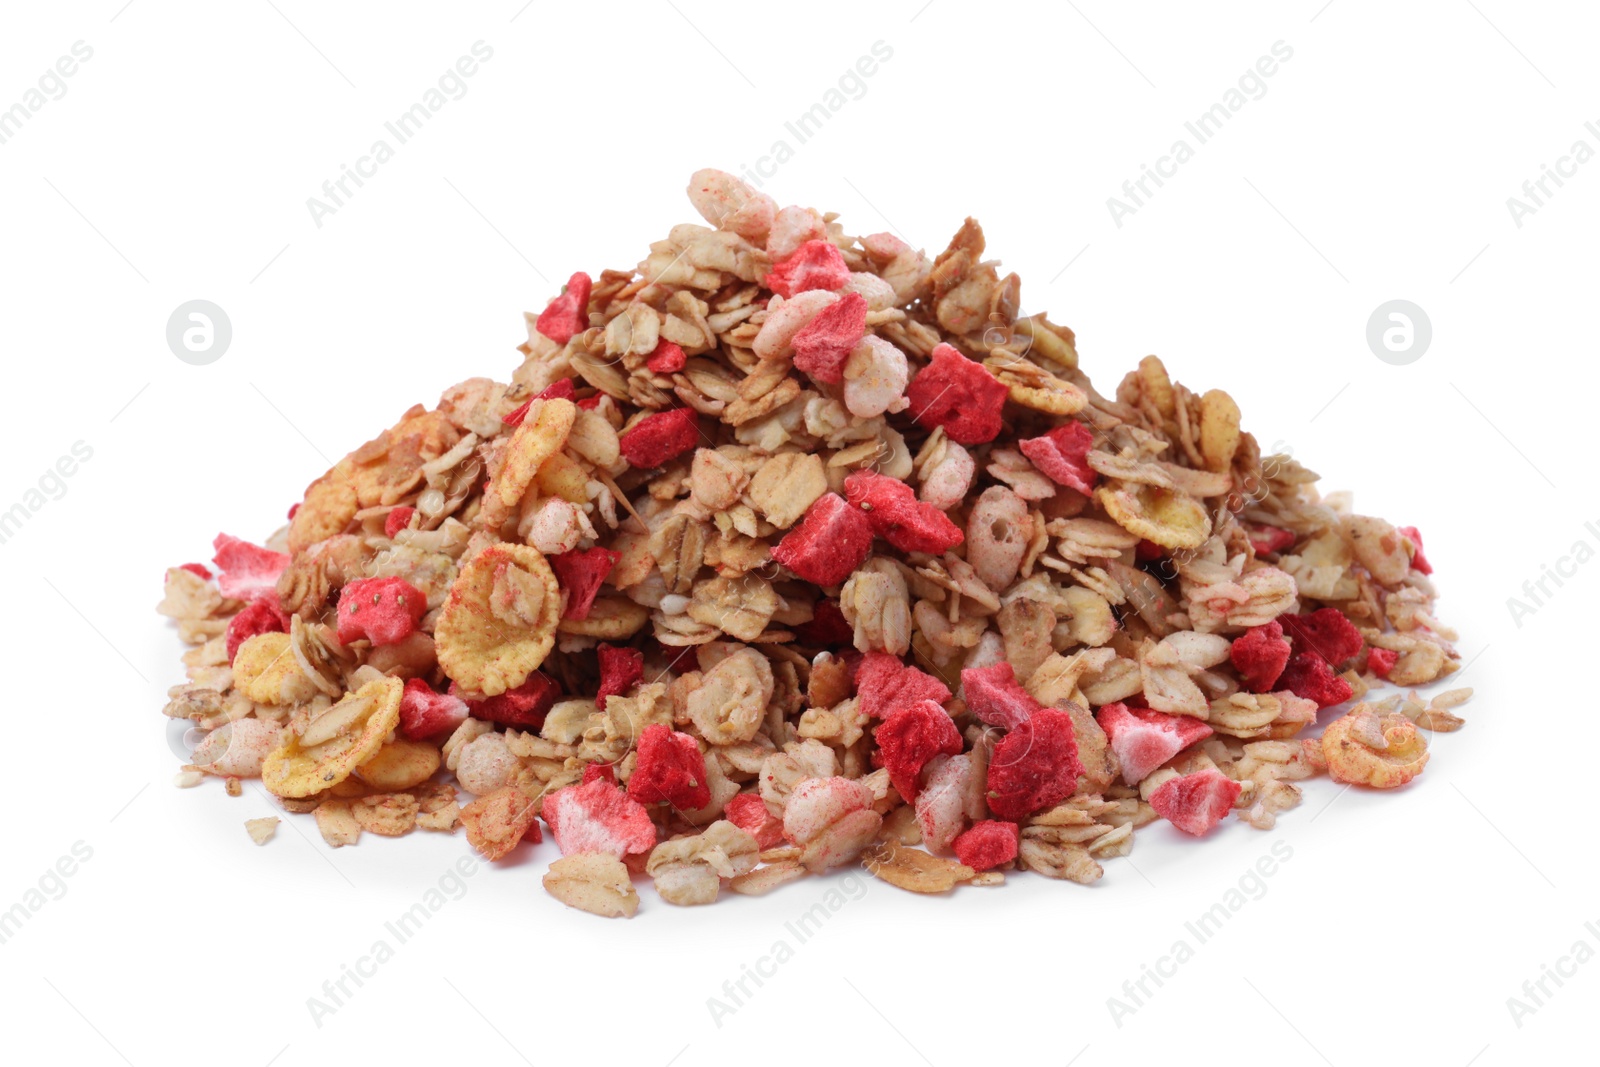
[596,643,643,705]
[336,576,427,646]
[542,779,656,857]
[179,563,213,580]
[843,469,963,555]
[1096,701,1215,785]
[905,342,1009,445]
[458,671,561,729]
[770,492,873,586]
[952,820,1020,872]
[581,762,617,786]
[764,239,850,298]
[1246,522,1299,556]
[211,533,290,600]
[645,339,687,374]
[723,793,785,850]
[1279,608,1364,667]
[855,652,952,720]
[398,678,469,740]
[225,595,290,665]
[960,662,1041,730]
[986,707,1083,821]
[627,723,711,810]
[1018,421,1097,494]
[384,506,417,539]
[619,407,700,469]
[1278,651,1354,709]
[1367,647,1399,679]
[875,699,963,801]
[534,271,592,344]
[549,546,620,620]
[1149,768,1242,836]
[793,599,853,646]
[791,291,867,384]
[1230,620,1292,693]
[1398,525,1432,575]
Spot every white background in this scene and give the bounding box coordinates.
[1,1,1594,1064]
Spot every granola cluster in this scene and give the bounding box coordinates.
[158,168,1468,914]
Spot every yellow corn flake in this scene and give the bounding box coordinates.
[262,677,403,798]
[490,398,576,515]
[1322,705,1430,789]
[1198,389,1241,473]
[355,738,442,791]
[536,450,590,504]
[1137,355,1176,417]
[289,472,359,553]
[557,595,650,639]
[1095,480,1211,550]
[234,633,320,706]
[435,543,562,696]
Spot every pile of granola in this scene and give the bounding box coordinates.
[158,169,1468,916]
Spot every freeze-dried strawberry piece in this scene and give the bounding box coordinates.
[1096,701,1215,785]
[855,652,952,720]
[542,779,656,857]
[549,546,620,621]
[791,291,867,384]
[1279,608,1363,667]
[596,643,644,704]
[875,699,963,801]
[1278,651,1354,709]
[619,407,700,469]
[286,503,300,520]
[576,395,602,410]
[764,238,850,298]
[724,793,785,850]
[1367,647,1399,679]
[179,563,213,580]
[398,678,469,740]
[458,671,561,729]
[960,662,1041,730]
[770,492,873,586]
[336,576,427,646]
[627,723,711,810]
[1018,421,1097,494]
[986,707,1082,821]
[505,380,579,427]
[225,595,290,664]
[211,533,290,600]
[535,271,592,344]
[905,343,1009,445]
[1149,768,1242,836]
[1398,525,1432,574]
[384,506,417,539]
[1230,620,1292,693]
[1246,522,1298,556]
[581,762,617,786]
[952,820,1020,872]
[1136,539,1165,562]
[794,599,853,646]
[843,469,963,555]
[645,339,687,374]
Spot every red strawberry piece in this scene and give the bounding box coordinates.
[581,762,617,786]
[1398,525,1432,574]
[336,576,427,646]
[1277,651,1354,709]
[1367,647,1399,679]
[960,662,1041,730]
[619,407,700,469]
[523,819,544,844]
[1136,539,1165,562]
[770,492,873,586]
[764,238,850,298]
[457,671,561,729]
[986,707,1083,821]
[1018,421,1097,494]
[287,503,300,520]
[793,599,854,646]
[855,651,952,720]
[398,678,469,740]
[1149,767,1242,836]
[791,291,867,384]
[627,723,711,810]
[645,339,687,374]
[952,819,1020,871]
[904,342,1009,445]
[211,533,290,600]
[576,395,603,410]
[596,643,644,705]
[1245,522,1299,556]
[542,779,656,857]
[534,271,592,344]
[504,379,579,427]
[1096,701,1215,785]
[843,469,964,555]
[225,594,291,665]
[1279,608,1364,667]
[179,563,213,580]
[1230,620,1293,693]
[549,546,620,620]
[723,793,786,850]
[384,506,417,539]
[875,699,963,801]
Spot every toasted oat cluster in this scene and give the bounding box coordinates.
[157,169,1469,914]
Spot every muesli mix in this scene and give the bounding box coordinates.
[158,169,1468,915]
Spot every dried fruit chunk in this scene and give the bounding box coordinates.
[1149,768,1241,836]
[336,576,427,646]
[791,291,867,384]
[535,271,592,343]
[542,779,657,857]
[460,786,540,861]
[543,853,639,918]
[843,469,964,555]
[1322,705,1430,788]
[619,407,700,469]
[435,543,562,697]
[1278,608,1364,667]
[211,533,289,600]
[627,724,711,810]
[1095,480,1212,550]
[1018,421,1097,495]
[1398,525,1432,574]
[398,679,469,739]
[1278,652,1354,709]
[764,239,850,298]
[1096,702,1215,785]
[646,339,687,374]
[875,699,962,801]
[863,839,975,894]
[384,506,417,539]
[1230,621,1292,693]
[261,677,404,798]
[723,792,785,850]
[782,776,874,843]
[986,707,1083,821]
[952,820,1020,872]
[596,644,643,704]
[770,492,873,586]
[905,343,1009,445]
[225,596,289,664]
[1367,647,1399,679]
[855,652,951,720]
[461,671,561,729]
[548,546,620,621]
[960,662,1041,730]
